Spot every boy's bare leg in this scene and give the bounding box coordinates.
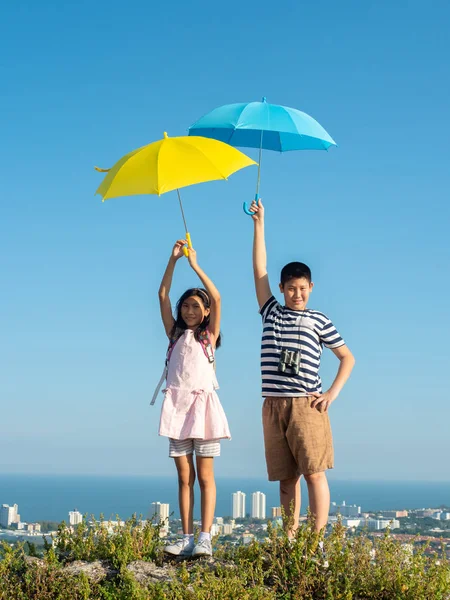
[304,471,330,531]
[174,455,195,534]
[280,476,301,537]
[196,456,216,533]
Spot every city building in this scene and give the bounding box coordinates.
[271,507,282,518]
[211,523,223,537]
[366,518,400,531]
[151,502,170,535]
[15,522,40,533]
[330,501,361,517]
[95,520,126,534]
[382,510,408,519]
[272,517,283,529]
[0,504,20,528]
[252,492,266,519]
[416,509,434,518]
[432,511,450,521]
[151,502,170,524]
[342,518,364,528]
[69,510,83,526]
[222,523,234,535]
[242,532,255,545]
[232,491,246,519]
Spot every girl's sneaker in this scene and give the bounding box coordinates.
[164,537,195,557]
[192,538,213,557]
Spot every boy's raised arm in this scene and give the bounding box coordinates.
[251,199,272,309]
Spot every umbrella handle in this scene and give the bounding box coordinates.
[183,232,193,257]
[243,194,258,216]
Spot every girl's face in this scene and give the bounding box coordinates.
[180,295,210,329]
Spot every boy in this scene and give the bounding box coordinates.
[251,199,355,535]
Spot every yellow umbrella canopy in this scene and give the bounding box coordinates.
[95,132,256,253]
[96,132,256,199]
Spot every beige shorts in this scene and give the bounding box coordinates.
[262,396,334,481]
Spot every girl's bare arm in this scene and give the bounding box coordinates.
[158,240,186,338]
[187,248,221,345]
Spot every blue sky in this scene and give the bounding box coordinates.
[1,0,449,481]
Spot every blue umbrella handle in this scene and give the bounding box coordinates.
[243,194,258,216]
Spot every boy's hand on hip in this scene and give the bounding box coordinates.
[250,199,264,223]
[310,390,337,413]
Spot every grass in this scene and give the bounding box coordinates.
[0,516,449,599]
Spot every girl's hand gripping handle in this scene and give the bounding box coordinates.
[183,232,193,257]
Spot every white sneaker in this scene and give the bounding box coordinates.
[192,538,212,557]
[164,537,195,557]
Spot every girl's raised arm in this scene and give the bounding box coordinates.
[158,240,186,338]
[187,248,221,346]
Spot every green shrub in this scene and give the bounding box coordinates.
[0,516,448,599]
[53,515,162,569]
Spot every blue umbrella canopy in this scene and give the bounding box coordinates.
[189,97,336,152]
[189,97,337,213]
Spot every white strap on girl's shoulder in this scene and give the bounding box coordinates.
[150,365,168,406]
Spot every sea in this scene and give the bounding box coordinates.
[0,475,449,523]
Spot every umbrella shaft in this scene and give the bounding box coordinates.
[256,131,263,196]
[176,189,189,234]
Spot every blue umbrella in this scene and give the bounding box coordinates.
[189,97,337,214]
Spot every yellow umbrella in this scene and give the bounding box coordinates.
[95,132,256,254]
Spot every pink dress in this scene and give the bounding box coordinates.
[158,330,231,441]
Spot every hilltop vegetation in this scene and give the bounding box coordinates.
[0,516,449,599]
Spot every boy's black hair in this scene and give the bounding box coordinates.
[280,262,312,285]
[170,287,222,349]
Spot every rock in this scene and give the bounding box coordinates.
[199,557,238,574]
[62,560,117,583]
[24,556,45,568]
[164,555,236,572]
[127,560,174,584]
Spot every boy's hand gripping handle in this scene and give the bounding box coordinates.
[243,193,258,216]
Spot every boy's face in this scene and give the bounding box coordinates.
[279,277,313,311]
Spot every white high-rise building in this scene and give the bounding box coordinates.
[69,510,83,526]
[0,504,19,528]
[151,502,170,525]
[251,492,266,519]
[232,491,246,519]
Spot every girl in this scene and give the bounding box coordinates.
[156,239,231,558]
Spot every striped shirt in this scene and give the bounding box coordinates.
[260,296,345,397]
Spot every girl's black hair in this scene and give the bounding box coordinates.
[170,288,222,349]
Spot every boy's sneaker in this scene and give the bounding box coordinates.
[164,537,195,557]
[192,538,213,557]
